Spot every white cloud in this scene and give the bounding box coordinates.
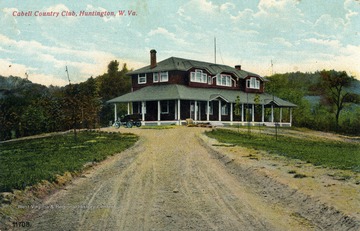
[0,34,121,85]
[273,37,293,48]
[304,38,341,48]
[148,27,187,46]
[220,2,235,12]
[0,58,68,86]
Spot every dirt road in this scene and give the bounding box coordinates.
[23,127,359,230]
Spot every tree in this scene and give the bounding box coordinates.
[97,61,131,125]
[319,70,354,131]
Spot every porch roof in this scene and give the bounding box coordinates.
[107,84,296,107]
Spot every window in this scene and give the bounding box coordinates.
[190,69,208,83]
[138,73,147,84]
[153,73,159,82]
[153,72,168,83]
[160,72,168,82]
[246,77,260,89]
[206,101,213,115]
[161,101,169,114]
[221,103,229,115]
[217,74,232,87]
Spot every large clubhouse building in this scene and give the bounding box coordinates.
[108,50,296,126]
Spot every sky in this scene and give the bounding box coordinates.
[0,0,359,86]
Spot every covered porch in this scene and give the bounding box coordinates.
[107,84,296,127]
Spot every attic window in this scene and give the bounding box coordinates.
[153,72,168,83]
[190,69,207,83]
[246,77,260,89]
[160,72,168,82]
[138,73,147,84]
[217,74,232,87]
[153,73,159,82]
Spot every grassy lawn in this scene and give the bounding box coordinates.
[205,129,360,172]
[0,131,138,192]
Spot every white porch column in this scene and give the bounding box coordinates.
[141,101,146,123]
[261,104,265,123]
[241,103,244,122]
[230,103,233,122]
[280,108,283,123]
[177,99,181,124]
[251,104,255,122]
[218,100,222,121]
[114,104,118,122]
[157,101,161,125]
[206,101,210,121]
[194,100,198,121]
[290,108,293,125]
[127,102,130,115]
[271,105,274,123]
[175,100,178,120]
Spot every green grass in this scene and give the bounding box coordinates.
[0,131,138,192]
[205,129,360,172]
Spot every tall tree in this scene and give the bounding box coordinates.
[319,70,354,130]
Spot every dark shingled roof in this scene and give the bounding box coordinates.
[128,57,267,81]
[107,84,296,107]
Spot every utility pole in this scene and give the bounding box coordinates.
[65,66,71,85]
[66,66,77,141]
[214,37,217,64]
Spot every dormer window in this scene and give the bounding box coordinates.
[153,73,159,82]
[138,73,147,84]
[190,69,207,83]
[246,77,260,89]
[217,74,232,87]
[160,72,168,82]
[153,72,168,83]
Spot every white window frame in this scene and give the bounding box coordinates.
[190,69,208,83]
[153,73,159,82]
[206,101,214,115]
[217,74,232,87]
[221,103,229,115]
[160,72,168,82]
[246,77,260,89]
[208,76,212,85]
[138,73,147,84]
[161,100,169,114]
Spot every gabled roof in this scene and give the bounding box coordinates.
[128,57,266,80]
[107,84,296,107]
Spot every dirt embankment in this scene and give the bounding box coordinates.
[2,126,359,230]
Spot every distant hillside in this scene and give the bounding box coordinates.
[0,75,33,90]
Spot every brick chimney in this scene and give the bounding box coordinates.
[235,65,241,70]
[150,49,157,68]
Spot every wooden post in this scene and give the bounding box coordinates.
[141,101,145,124]
[177,99,181,124]
[207,101,210,121]
[251,104,255,122]
[194,100,198,121]
[241,103,244,122]
[218,100,221,121]
[157,101,161,125]
[114,104,117,122]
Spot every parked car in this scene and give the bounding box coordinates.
[114,114,142,128]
